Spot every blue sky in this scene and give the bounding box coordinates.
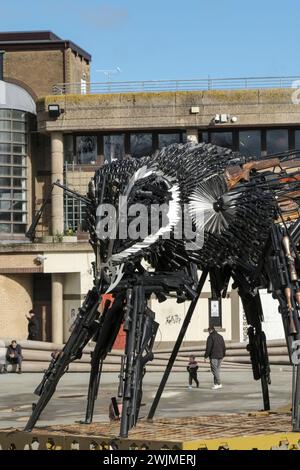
[1,0,300,82]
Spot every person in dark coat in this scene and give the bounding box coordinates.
[25,310,40,341]
[204,325,226,389]
[4,340,23,373]
[187,354,199,389]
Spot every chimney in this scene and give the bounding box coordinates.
[0,51,4,81]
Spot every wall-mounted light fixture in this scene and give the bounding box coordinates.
[190,106,200,114]
[48,104,64,118]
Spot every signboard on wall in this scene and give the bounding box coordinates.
[208,298,222,327]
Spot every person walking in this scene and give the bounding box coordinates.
[204,325,226,390]
[25,309,40,341]
[187,354,199,389]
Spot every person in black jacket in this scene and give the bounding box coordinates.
[187,354,199,389]
[204,325,226,389]
[4,340,23,373]
[25,310,40,341]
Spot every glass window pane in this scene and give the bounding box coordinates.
[76,136,97,164]
[12,110,26,120]
[12,121,26,132]
[13,190,26,200]
[0,110,11,119]
[158,133,181,149]
[0,166,11,176]
[210,132,233,149]
[239,130,261,158]
[13,144,26,154]
[13,155,26,165]
[12,132,26,144]
[0,121,11,131]
[0,223,11,233]
[104,135,125,163]
[295,130,300,150]
[0,212,11,221]
[0,200,11,210]
[0,132,11,142]
[12,201,26,211]
[13,224,26,233]
[13,212,26,222]
[0,189,11,199]
[0,155,11,164]
[266,129,288,154]
[201,131,209,143]
[0,143,11,153]
[64,134,74,163]
[13,178,26,188]
[130,133,153,158]
[13,167,26,176]
[0,178,11,187]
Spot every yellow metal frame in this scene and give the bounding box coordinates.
[0,430,300,450]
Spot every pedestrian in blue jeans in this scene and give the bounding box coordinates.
[204,325,226,390]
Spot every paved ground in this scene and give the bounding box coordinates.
[0,366,293,429]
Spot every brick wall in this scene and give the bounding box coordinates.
[0,274,33,339]
[3,50,64,97]
[65,49,90,86]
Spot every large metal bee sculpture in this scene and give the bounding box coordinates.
[25,143,300,437]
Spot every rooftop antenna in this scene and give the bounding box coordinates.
[96,66,122,82]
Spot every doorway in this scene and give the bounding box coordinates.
[33,274,52,342]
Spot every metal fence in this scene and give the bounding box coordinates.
[52,76,300,95]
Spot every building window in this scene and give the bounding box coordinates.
[104,134,125,163]
[266,129,288,154]
[294,130,300,151]
[158,133,181,149]
[130,133,153,158]
[210,132,233,149]
[76,136,97,164]
[239,130,261,158]
[0,109,27,235]
[64,163,89,233]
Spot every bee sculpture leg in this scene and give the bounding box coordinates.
[236,286,271,411]
[119,284,159,438]
[147,269,209,421]
[82,294,125,424]
[24,286,101,432]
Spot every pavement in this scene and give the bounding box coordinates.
[0,365,293,430]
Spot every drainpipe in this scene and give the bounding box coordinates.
[0,51,5,81]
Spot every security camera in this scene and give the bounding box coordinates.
[35,255,47,264]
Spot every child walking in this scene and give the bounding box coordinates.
[187,354,199,389]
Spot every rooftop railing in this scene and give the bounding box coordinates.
[52,76,300,95]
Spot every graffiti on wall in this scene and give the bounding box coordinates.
[165,314,182,325]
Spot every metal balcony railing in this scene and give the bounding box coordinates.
[52,76,300,95]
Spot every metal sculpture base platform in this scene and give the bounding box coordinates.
[1,412,300,450]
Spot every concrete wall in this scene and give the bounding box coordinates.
[38,89,300,133]
[0,274,32,339]
[63,272,81,342]
[150,275,234,347]
[43,251,95,274]
[260,290,285,340]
